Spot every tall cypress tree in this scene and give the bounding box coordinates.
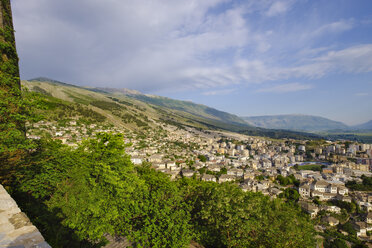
[0,0,28,184]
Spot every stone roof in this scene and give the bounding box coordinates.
[0,185,50,248]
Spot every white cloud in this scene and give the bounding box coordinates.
[265,1,293,17]
[11,0,371,93]
[202,88,235,96]
[311,20,354,37]
[256,83,313,93]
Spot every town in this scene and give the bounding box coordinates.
[26,118,372,245]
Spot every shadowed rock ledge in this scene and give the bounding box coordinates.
[0,185,50,248]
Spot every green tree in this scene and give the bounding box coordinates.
[46,133,145,242]
[185,181,315,248]
[279,188,300,203]
[131,165,193,248]
[198,154,207,162]
[326,238,348,248]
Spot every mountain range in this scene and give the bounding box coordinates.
[24,77,324,140]
[24,77,371,143]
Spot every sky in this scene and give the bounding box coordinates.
[12,0,372,125]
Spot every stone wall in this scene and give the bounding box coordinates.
[0,185,50,248]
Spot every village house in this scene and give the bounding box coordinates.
[218,174,236,183]
[201,174,216,182]
[322,216,339,226]
[320,205,341,214]
[299,201,319,218]
[181,169,195,178]
[130,156,142,165]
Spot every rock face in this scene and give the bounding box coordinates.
[0,185,50,248]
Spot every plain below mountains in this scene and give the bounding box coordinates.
[242,114,372,132]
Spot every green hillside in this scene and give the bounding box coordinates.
[94,87,250,126]
[22,78,329,141]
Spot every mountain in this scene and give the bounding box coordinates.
[242,114,349,132]
[22,78,327,140]
[352,120,372,130]
[95,87,249,127]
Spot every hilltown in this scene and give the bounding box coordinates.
[27,120,372,243]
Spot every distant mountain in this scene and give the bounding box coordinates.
[242,114,349,132]
[352,120,372,130]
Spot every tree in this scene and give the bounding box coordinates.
[131,165,193,248]
[198,155,207,162]
[326,238,348,248]
[279,188,300,203]
[46,133,146,242]
[184,181,315,248]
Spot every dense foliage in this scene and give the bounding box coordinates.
[346,175,372,191]
[276,174,300,186]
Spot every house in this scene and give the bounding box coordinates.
[322,216,339,226]
[227,168,244,177]
[337,186,348,195]
[366,212,372,224]
[208,164,221,172]
[201,174,216,182]
[321,205,341,214]
[268,187,283,197]
[182,170,195,178]
[152,162,166,169]
[130,156,142,165]
[312,181,329,192]
[219,174,236,183]
[299,183,311,198]
[299,201,319,218]
[322,167,333,174]
[165,160,176,169]
[148,154,163,163]
[353,222,367,237]
[336,194,352,202]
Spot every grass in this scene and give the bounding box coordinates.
[297,164,323,171]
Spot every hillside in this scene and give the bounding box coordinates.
[22,78,325,141]
[93,87,250,127]
[352,120,372,130]
[242,114,349,132]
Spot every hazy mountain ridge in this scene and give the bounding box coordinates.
[242,114,350,132]
[352,120,372,130]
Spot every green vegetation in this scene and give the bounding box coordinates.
[5,130,316,247]
[279,188,300,203]
[197,154,207,162]
[329,200,357,214]
[295,164,323,172]
[276,174,300,186]
[346,175,372,191]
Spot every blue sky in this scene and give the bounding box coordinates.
[12,0,372,125]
